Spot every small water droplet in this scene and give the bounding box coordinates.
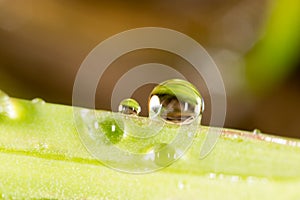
[42,143,49,149]
[35,142,49,151]
[148,79,204,124]
[31,98,46,105]
[154,143,176,166]
[218,174,224,180]
[118,98,141,115]
[230,175,240,182]
[208,173,217,179]
[177,181,185,190]
[94,121,99,129]
[99,117,124,144]
[0,90,17,119]
[253,129,261,135]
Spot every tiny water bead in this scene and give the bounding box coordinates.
[31,98,46,105]
[98,117,124,144]
[149,79,204,124]
[253,129,261,135]
[177,181,185,190]
[0,90,17,119]
[118,98,141,115]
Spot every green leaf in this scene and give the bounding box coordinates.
[0,98,300,199]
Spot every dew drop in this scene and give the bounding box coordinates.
[94,121,99,129]
[34,142,49,151]
[230,175,240,182]
[208,173,217,179]
[118,98,141,115]
[253,129,261,135]
[31,98,46,105]
[0,90,17,119]
[98,117,124,144]
[148,79,204,124]
[177,181,185,190]
[154,143,176,166]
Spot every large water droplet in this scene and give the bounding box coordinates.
[118,98,141,115]
[0,90,17,119]
[148,79,204,124]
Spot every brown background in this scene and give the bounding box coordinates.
[0,0,299,138]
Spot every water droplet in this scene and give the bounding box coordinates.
[98,117,124,144]
[35,142,49,151]
[31,98,46,105]
[94,121,99,129]
[148,79,204,124]
[208,173,217,179]
[0,90,17,119]
[118,98,141,115]
[253,129,261,135]
[177,181,185,190]
[154,143,176,166]
[218,174,224,180]
[230,175,240,182]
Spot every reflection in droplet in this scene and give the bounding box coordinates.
[0,90,17,119]
[148,79,204,124]
[31,98,46,105]
[118,98,141,115]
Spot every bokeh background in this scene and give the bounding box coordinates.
[0,0,299,138]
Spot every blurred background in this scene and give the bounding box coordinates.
[0,0,299,138]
